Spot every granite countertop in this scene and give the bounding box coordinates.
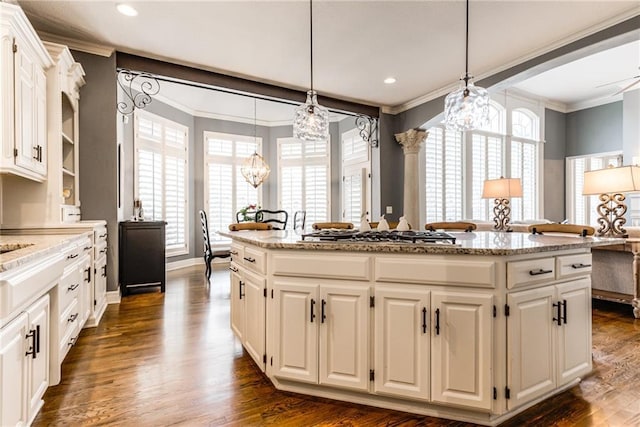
[218,230,625,256]
[0,232,91,273]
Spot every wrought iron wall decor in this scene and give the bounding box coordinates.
[355,115,379,148]
[117,69,160,115]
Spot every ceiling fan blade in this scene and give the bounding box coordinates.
[595,75,640,88]
[613,78,640,96]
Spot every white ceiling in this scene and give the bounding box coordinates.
[16,0,640,119]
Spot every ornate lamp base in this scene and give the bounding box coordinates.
[595,193,628,238]
[492,198,512,232]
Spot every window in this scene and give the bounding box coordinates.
[423,95,543,224]
[134,111,188,255]
[424,127,463,222]
[278,137,330,228]
[204,132,262,235]
[566,152,622,226]
[342,128,371,224]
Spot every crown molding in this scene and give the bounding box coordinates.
[37,31,114,57]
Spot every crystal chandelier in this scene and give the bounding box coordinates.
[293,0,329,142]
[241,99,270,188]
[443,0,490,132]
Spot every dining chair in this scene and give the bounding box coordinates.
[528,223,595,237]
[255,209,288,230]
[425,221,477,232]
[312,222,354,230]
[199,210,230,282]
[293,210,306,231]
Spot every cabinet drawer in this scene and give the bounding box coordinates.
[556,253,592,279]
[94,239,107,260]
[58,266,82,311]
[273,253,371,281]
[507,257,555,289]
[58,307,80,363]
[243,246,267,275]
[230,243,244,264]
[58,298,80,348]
[375,257,495,288]
[94,226,108,243]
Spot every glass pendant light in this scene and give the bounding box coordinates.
[241,99,270,188]
[293,0,329,142]
[443,0,490,132]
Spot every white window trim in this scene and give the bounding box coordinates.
[133,110,189,257]
[203,130,263,240]
[276,137,331,225]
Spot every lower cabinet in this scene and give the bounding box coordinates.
[374,285,493,410]
[229,262,266,371]
[507,278,591,409]
[272,280,369,392]
[0,294,49,427]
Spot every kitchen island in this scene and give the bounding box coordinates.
[219,229,621,426]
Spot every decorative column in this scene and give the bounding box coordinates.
[395,129,428,230]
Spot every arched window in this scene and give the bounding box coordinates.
[512,108,539,140]
[478,101,506,134]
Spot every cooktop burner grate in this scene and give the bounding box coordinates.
[300,230,457,244]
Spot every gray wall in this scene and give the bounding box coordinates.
[378,112,404,222]
[622,89,640,164]
[544,108,567,222]
[566,102,623,157]
[73,51,119,292]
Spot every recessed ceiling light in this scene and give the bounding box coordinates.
[117,4,138,17]
[384,77,397,84]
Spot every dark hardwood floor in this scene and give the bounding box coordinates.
[33,266,640,426]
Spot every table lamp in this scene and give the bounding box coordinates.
[482,177,523,231]
[583,165,640,237]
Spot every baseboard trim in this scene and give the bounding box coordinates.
[106,289,121,304]
[166,257,229,272]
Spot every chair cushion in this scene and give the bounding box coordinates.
[228,222,273,231]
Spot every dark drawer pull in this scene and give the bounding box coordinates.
[100,247,108,254]
[67,253,79,260]
[68,283,80,291]
[230,250,239,255]
[83,246,92,251]
[68,313,79,323]
[321,299,326,323]
[85,267,91,282]
[422,307,427,334]
[529,268,552,276]
[98,233,107,238]
[243,256,256,263]
[571,263,591,269]
[435,308,440,335]
[310,298,316,323]
[229,266,239,273]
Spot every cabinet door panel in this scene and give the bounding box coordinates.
[229,266,243,341]
[319,283,369,391]
[14,45,36,171]
[27,295,49,422]
[431,291,493,410]
[272,281,318,384]
[243,270,266,372]
[557,278,592,386]
[507,286,556,409]
[374,284,430,400]
[0,313,29,427]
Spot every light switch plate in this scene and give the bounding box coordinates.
[386,206,393,214]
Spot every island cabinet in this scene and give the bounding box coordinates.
[229,241,267,371]
[270,252,372,391]
[220,229,616,426]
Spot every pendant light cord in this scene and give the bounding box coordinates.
[310,0,314,92]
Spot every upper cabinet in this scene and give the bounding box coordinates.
[0,2,52,181]
[43,42,85,223]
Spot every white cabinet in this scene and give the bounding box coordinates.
[229,244,267,371]
[272,280,369,392]
[507,278,591,409]
[43,42,85,222]
[88,225,108,327]
[0,3,52,181]
[431,291,493,410]
[0,294,49,427]
[374,285,493,410]
[374,285,430,401]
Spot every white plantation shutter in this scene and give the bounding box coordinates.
[278,137,330,228]
[134,111,188,255]
[425,127,462,222]
[341,128,370,224]
[204,132,263,236]
[511,140,537,222]
[471,134,504,221]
